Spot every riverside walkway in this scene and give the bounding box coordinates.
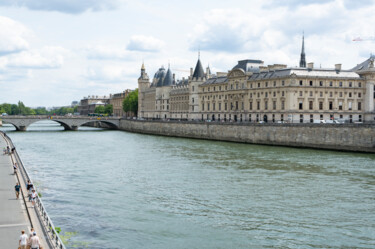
[0,132,63,249]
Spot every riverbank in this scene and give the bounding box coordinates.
[119,120,375,153]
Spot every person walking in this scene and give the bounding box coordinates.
[6,145,10,155]
[29,231,41,249]
[13,162,18,174]
[15,182,20,199]
[31,189,37,208]
[19,230,28,249]
[27,180,33,202]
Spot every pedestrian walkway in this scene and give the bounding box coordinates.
[0,134,30,248]
[0,133,51,249]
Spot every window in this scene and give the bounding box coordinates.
[309,80,313,86]
[225,103,227,111]
[358,93,362,98]
[219,103,221,111]
[274,81,276,87]
[281,101,285,110]
[236,101,238,110]
[236,84,238,90]
[250,102,253,110]
[310,91,313,97]
[339,102,343,110]
[214,87,216,91]
[348,102,352,110]
[281,114,284,121]
[329,101,333,110]
[266,82,268,87]
[202,103,204,111]
[192,106,194,111]
[359,82,362,87]
[358,102,362,110]
[309,101,313,110]
[273,101,276,110]
[330,81,333,87]
[213,103,215,111]
[192,98,194,103]
[320,81,323,86]
[219,86,221,91]
[359,115,362,122]
[272,114,275,123]
[208,87,210,92]
[257,101,260,110]
[192,86,195,92]
[282,80,285,86]
[349,92,352,98]
[319,102,323,110]
[300,91,303,97]
[249,114,252,122]
[339,82,343,87]
[242,83,245,89]
[310,114,313,123]
[250,93,253,98]
[330,92,333,97]
[349,82,352,87]
[282,91,285,97]
[299,101,303,110]
[339,92,343,97]
[230,85,233,90]
[207,103,210,111]
[265,101,268,110]
[300,114,303,123]
[242,102,244,110]
[273,92,276,97]
[320,92,323,97]
[250,83,253,88]
[258,83,260,88]
[265,92,268,97]
[299,80,303,86]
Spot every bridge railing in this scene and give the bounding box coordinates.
[0,131,66,249]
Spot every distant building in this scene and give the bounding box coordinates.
[78,95,110,115]
[109,89,132,117]
[138,36,375,123]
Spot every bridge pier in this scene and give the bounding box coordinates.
[71,126,78,131]
[18,126,27,131]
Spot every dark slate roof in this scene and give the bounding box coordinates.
[162,68,174,86]
[352,55,375,72]
[232,59,263,72]
[193,59,205,78]
[175,79,189,86]
[202,76,228,85]
[153,66,166,87]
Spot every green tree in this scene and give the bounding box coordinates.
[11,104,20,115]
[122,89,138,116]
[94,105,105,114]
[1,103,12,114]
[104,104,113,115]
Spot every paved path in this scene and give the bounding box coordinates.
[0,133,51,249]
[0,135,30,248]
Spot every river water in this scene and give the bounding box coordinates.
[1,121,375,249]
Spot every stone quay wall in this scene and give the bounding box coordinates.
[119,120,375,153]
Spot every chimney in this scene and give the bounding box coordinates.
[190,68,193,76]
[335,64,342,71]
[307,62,314,69]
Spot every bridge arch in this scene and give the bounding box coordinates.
[78,120,119,130]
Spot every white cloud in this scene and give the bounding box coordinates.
[127,35,165,52]
[0,16,31,55]
[86,65,137,82]
[0,0,122,14]
[86,45,136,60]
[6,46,69,69]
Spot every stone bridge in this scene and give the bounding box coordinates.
[1,115,121,131]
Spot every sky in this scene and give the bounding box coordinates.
[0,0,374,107]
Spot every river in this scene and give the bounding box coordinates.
[1,121,375,248]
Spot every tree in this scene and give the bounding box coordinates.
[104,104,113,115]
[94,105,105,114]
[122,89,138,116]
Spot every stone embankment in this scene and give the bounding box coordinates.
[119,120,375,153]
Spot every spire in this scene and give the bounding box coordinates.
[162,66,173,86]
[299,32,306,68]
[193,54,205,79]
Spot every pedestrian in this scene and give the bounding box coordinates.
[31,189,37,208]
[13,162,18,174]
[29,231,41,249]
[26,180,33,202]
[19,230,28,249]
[6,146,10,155]
[11,147,15,154]
[15,182,20,199]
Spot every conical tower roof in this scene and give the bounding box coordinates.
[193,58,205,79]
[162,66,173,86]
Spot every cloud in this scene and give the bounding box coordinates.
[86,65,137,82]
[126,35,165,52]
[86,45,136,60]
[5,46,69,69]
[0,16,31,55]
[0,0,121,14]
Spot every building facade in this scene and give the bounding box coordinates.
[109,89,132,117]
[138,41,375,123]
[77,95,110,115]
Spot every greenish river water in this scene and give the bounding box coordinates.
[1,121,375,248]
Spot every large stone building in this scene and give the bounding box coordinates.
[77,95,110,115]
[109,89,132,117]
[138,38,375,123]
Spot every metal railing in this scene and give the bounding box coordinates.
[0,131,66,249]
